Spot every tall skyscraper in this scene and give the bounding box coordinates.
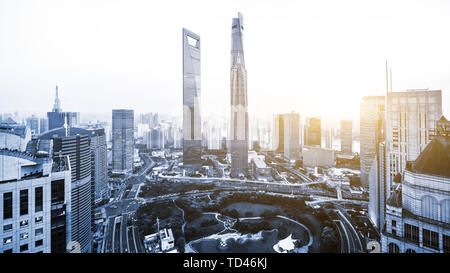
[273,112,301,160]
[0,122,72,253]
[36,127,93,253]
[182,28,202,170]
[229,12,249,177]
[340,120,353,154]
[86,127,108,203]
[47,86,79,130]
[385,89,442,186]
[304,117,321,147]
[361,95,385,187]
[112,109,134,174]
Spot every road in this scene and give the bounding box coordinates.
[330,209,364,253]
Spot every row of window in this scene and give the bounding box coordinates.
[2,187,44,220]
[2,239,44,253]
[3,228,44,245]
[397,223,449,251]
[2,216,43,232]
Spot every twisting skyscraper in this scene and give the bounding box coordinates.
[182,28,202,170]
[229,12,248,177]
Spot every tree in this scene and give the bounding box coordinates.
[176,237,186,253]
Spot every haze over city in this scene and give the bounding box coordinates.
[1,0,449,122]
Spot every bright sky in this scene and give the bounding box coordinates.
[0,0,449,123]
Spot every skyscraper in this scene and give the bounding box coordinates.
[304,117,321,147]
[182,28,202,170]
[340,120,353,154]
[229,12,249,177]
[385,89,442,186]
[112,109,134,174]
[39,117,48,134]
[273,112,300,160]
[35,127,93,253]
[360,95,385,187]
[47,85,80,130]
[25,115,40,136]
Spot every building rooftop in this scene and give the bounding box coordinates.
[0,123,28,138]
[412,135,450,177]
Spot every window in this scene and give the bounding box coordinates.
[20,189,28,216]
[423,229,439,250]
[405,249,416,253]
[392,229,397,236]
[422,196,438,220]
[35,228,43,236]
[20,220,29,228]
[3,224,13,232]
[388,243,400,253]
[3,236,13,245]
[444,235,450,253]
[3,192,13,219]
[3,249,12,253]
[35,216,43,224]
[20,232,29,240]
[392,220,397,228]
[51,179,65,204]
[404,223,419,243]
[35,239,43,247]
[20,244,28,252]
[35,187,43,212]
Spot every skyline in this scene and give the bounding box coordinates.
[1,0,450,121]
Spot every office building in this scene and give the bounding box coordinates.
[385,89,442,186]
[47,86,79,130]
[39,117,48,134]
[112,109,134,174]
[36,127,93,253]
[340,120,353,154]
[0,122,71,253]
[273,112,300,160]
[302,146,335,168]
[360,95,385,187]
[146,128,165,150]
[25,115,40,136]
[304,117,321,147]
[182,28,202,170]
[229,13,249,177]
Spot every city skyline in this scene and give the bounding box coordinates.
[1,0,449,121]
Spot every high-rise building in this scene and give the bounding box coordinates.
[361,95,385,187]
[25,115,40,136]
[304,117,321,147]
[36,127,93,253]
[146,127,165,150]
[385,89,442,186]
[86,127,108,203]
[47,86,79,130]
[229,13,249,177]
[0,122,72,253]
[39,117,48,134]
[340,120,353,154]
[273,112,300,160]
[112,109,134,174]
[381,123,449,253]
[182,28,202,170]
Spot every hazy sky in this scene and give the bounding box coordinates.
[1,0,449,122]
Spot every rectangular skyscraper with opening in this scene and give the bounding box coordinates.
[229,12,249,178]
[182,28,202,169]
